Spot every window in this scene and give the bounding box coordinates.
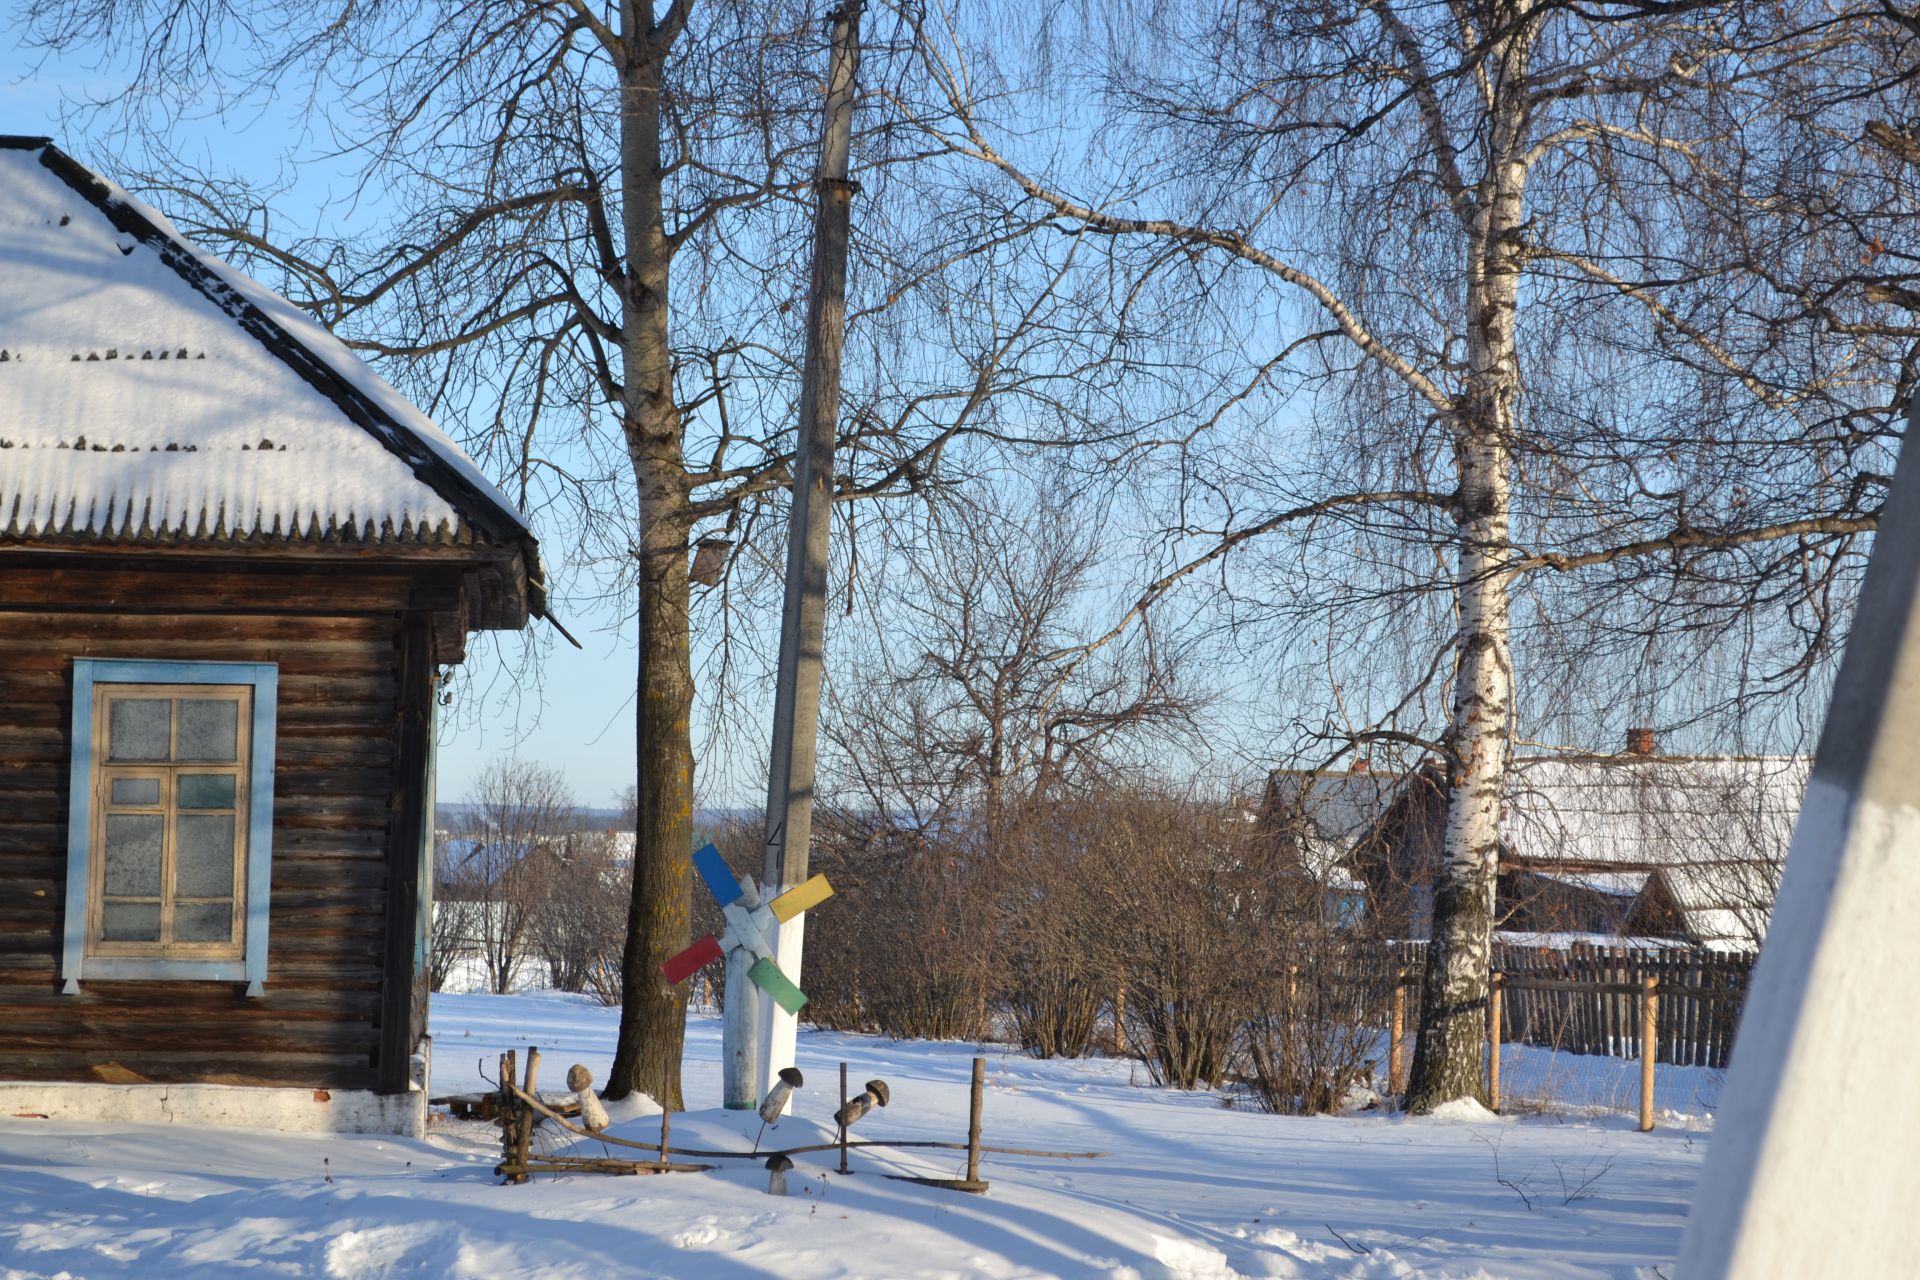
[1327,889,1367,930]
[62,660,277,995]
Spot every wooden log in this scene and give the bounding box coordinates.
[1488,976,1502,1113]
[966,1056,985,1186]
[516,1047,541,1180]
[1389,982,1405,1098]
[498,1050,518,1180]
[1640,978,1658,1133]
[499,1081,1104,1162]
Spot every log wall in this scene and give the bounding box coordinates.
[0,552,458,1091]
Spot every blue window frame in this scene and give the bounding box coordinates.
[61,659,278,996]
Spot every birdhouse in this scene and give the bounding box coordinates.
[689,536,732,586]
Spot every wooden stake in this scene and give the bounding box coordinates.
[1488,975,1503,1113]
[838,1061,850,1175]
[1114,985,1126,1055]
[1390,980,1406,1099]
[516,1047,541,1182]
[659,1105,672,1169]
[500,1050,519,1180]
[966,1056,985,1185]
[1640,977,1658,1133]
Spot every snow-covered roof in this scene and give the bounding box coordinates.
[1498,755,1801,946]
[1523,869,1649,898]
[1266,769,1402,889]
[1294,753,1804,947]
[1502,755,1803,947]
[1501,755,1806,869]
[0,138,533,551]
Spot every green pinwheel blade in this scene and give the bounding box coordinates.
[747,956,808,1014]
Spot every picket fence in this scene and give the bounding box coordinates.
[1387,941,1755,1069]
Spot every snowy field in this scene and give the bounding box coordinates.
[0,992,1708,1279]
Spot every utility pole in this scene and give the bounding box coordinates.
[1677,395,1920,1276]
[729,0,863,1112]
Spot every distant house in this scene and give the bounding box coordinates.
[1265,734,1806,949]
[0,138,546,1133]
[1264,763,1401,928]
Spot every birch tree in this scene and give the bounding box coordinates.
[908,0,1912,1107]
[22,0,1163,1107]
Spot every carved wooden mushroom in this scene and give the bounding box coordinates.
[833,1079,890,1130]
[765,1152,794,1196]
[759,1066,804,1124]
[548,1063,608,1132]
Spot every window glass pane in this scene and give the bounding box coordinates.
[177,700,239,762]
[178,774,237,810]
[174,901,233,944]
[108,777,161,806]
[101,900,161,942]
[175,814,236,897]
[103,814,164,896]
[106,699,171,761]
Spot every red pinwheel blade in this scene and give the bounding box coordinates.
[661,933,724,985]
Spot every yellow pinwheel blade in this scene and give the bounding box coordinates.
[769,873,834,924]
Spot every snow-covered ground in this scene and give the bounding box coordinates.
[0,992,1708,1279]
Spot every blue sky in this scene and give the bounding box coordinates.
[2,41,648,808]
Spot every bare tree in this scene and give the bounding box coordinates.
[823,484,1200,828]
[524,827,632,996]
[806,484,1205,1044]
[428,833,482,994]
[20,0,1188,1106]
[448,760,577,996]
[903,0,1912,1108]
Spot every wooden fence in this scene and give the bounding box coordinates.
[1388,942,1755,1069]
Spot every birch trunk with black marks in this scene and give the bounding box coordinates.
[1404,19,1529,1115]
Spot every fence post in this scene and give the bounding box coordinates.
[838,1061,850,1175]
[1488,974,1503,1113]
[1640,976,1658,1133]
[1389,978,1406,1099]
[965,1056,985,1185]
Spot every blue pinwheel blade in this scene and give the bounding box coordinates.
[692,842,744,907]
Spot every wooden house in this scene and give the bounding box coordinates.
[1266,735,1806,950]
[0,138,545,1133]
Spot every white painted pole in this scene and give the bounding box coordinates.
[721,882,760,1110]
[1678,396,1920,1277]
[755,1,862,1111]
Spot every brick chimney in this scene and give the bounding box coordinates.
[1626,727,1657,756]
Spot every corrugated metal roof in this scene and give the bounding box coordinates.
[0,139,533,550]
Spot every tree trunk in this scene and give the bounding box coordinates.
[605,28,696,1110]
[1406,62,1527,1112]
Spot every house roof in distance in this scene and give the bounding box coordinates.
[1502,753,1806,948]
[1501,754,1808,868]
[0,137,536,565]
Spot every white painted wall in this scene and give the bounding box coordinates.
[0,1083,426,1137]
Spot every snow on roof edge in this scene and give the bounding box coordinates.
[11,139,541,570]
